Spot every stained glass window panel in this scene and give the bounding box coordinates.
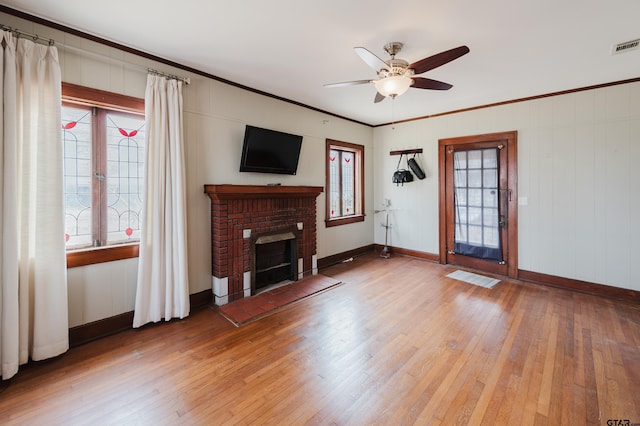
[62,106,93,248]
[325,140,363,227]
[341,151,355,216]
[106,113,145,244]
[329,149,340,218]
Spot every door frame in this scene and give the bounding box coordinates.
[438,131,518,278]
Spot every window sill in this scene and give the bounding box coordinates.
[67,243,139,268]
[325,214,365,228]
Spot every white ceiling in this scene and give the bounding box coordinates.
[3,0,640,126]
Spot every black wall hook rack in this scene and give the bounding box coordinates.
[390,148,423,156]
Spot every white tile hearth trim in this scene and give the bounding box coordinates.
[312,254,318,275]
[213,276,229,306]
[213,276,228,297]
[214,294,229,306]
[298,258,304,280]
[244,271,251,297]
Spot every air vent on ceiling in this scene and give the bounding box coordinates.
[611,39,639,55]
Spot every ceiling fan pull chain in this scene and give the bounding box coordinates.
[391,97,396,129]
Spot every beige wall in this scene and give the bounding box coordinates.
[373,82,640,292]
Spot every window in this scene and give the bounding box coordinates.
[62,83,145,266]
[325,139,364,227]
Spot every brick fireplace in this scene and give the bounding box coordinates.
[204,184,323,305]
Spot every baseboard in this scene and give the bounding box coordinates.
[317,244,375,269]
[69,311,134,348]
[69,289,213,347]
[372,244,440,262]
[518,269,640,303]
[317,244,439,269]
[190,288,214,309]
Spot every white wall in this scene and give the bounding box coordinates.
[373,82,640,292]
[0,12,374,327]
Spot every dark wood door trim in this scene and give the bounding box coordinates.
[438,131,518,278]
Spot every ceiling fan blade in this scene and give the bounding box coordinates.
[411,77,453,90]
[324,79,372,88]
[354,47,390,72]
[374,92,386,103]
[409,45,470,75]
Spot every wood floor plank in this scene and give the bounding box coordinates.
[0,252,638,425]
[470,308,525,424]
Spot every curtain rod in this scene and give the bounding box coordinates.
[0,24,54,46]
[1,24,191,85]
[147,68,191,85]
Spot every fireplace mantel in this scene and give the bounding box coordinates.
[204,184,323,201]
[204,184,323,305]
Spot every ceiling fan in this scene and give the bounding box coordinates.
[324,42,470,103]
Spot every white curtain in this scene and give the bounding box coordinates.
[133,74,190,328]
[1,31,68,380]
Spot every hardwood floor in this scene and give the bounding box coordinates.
[1,253,639,425]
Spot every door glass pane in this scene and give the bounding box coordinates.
[483,189,498,207]
[468,170,482,187]
[454,169,466,186]
[483,169,497,188]
[468,225,483,245]
[483,149,498,168]
[468,207,482,225]
[456,206,468,224]
[468,189,482,207]
[484,226,500,248]
[456,223,467,241]
[468,150,482,168]
[455,188,467,205]
[483,207,499,227]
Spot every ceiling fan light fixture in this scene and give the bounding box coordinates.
[374,75,412,98]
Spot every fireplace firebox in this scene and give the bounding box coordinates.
[253,230,297,293]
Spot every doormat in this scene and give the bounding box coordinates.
[218,274,343,326]
[446,270,500,289]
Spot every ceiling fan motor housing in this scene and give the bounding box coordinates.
[378,59,412,79]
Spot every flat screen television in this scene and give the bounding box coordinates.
[239,125,303,175]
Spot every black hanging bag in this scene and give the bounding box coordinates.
[407,153,426,180]
[392,153,414,186]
